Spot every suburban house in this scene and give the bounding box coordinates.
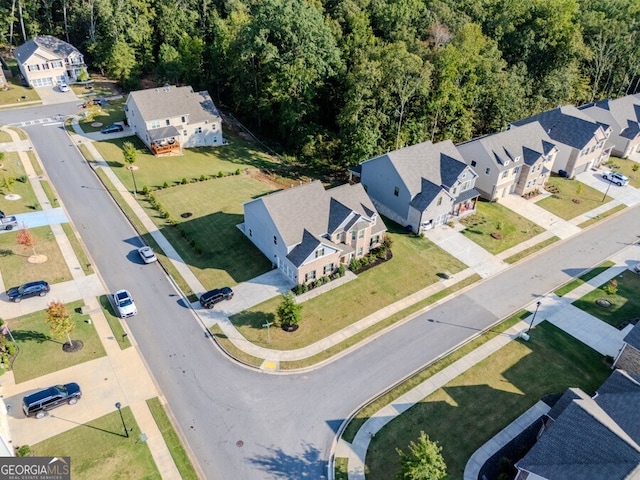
[510,105,612,178]
[13,35,85,88]
[124,85,223,156]
[579,94,640,159]
[515,369,640,479]
[242,181,387,285]
[350,140,479,233]
[613,322,640,375]
[457,122,558,201]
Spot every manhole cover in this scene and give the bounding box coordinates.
[236,440,244,447]
[181,212,193,218]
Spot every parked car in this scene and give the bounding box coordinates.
[602,170,629,186]
[137,246,157,264]
[114,289,137,318]
[200,287,234,309]
[22,382,82,419]
[100,124,124,134]
[6,280,50,302]
[58,83,70,92]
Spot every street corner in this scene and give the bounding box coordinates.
[260,359,279,372]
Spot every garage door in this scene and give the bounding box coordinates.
[32,77,53,87]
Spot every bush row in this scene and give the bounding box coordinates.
[140,169,242,194]
[292,264,346,295]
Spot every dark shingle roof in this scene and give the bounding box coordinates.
[512,105,608,150]
[14,35,82,63]
[623,323,640,351]
[547,388,588,420]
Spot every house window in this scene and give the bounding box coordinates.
[28,64,40,71]
[470,160,477,167]
[324,263,334,275]
[52,60,63,68]
[195,127,202,134]
[485,167,491,175]
[357,247,363,256]
[394,186,399,196]
[183,130,187,136]
[166,119,170,126]
[351,231,356,241]
[461,180,471,190]
[181,116,186,123]
[305,270,316,282]
[358,230,364,238]
[42,63,49,70]
[370,235,379,247]
[436,197,443,206]
[513,166,520,175]
[315,248,324,258]
[249,229,252,237]
[452,186,457,195]
[502,170,509,179]
[273,236,277,245]
[150,120,161,129]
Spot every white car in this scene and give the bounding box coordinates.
[114,290,137,318]
[602,170,629,186]
[137,246,157,264]
[59,83,70,92]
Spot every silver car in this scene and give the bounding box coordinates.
[137,246,158,264]
[114,289,137,318]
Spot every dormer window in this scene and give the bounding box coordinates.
[315,248,324,258]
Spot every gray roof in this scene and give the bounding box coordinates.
[517,370,640,479]
[127,86,220,125]
[512,105,609,150]
[410,178,444,211]
[579,95,640,140]
[14,35,82,63]
[458,122,557,170]
[246,180,385,253]
[148,125,180,141]
[623,323,640,351]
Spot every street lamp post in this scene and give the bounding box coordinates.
[602,178,612,202]
[115,402,129,438]
[526,301,542,334]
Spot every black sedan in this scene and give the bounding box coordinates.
[6,280,50,302]
[100,123,124,134]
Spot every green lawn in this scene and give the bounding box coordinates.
[32,406,160,480]
[0,151,41,213]
[146,398,199,480]
[460,200,544,254]
[0,225,72,288]
[536,175,612,220]
[0,130,11,142]
[229,221,468,350]
[78,100,126,132]
[0,77,41,107]
[604,157,640,188]
[10,300,107,383]
[554,260,615,297]
[365,321,610,480]
[571,270,640,328]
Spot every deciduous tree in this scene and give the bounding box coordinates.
[396,431,447,480]
[45,301,75,348]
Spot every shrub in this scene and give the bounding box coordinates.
[6,343,16,355]
[383,234,393,249]
[217,171,224,178]
[17,175,27,183]
[337,264,346,277]
[142,186,149,195]
[181,177,188,185]
[16,445,31,457]
[199,174,206,181]
[235,168,241,175]
[162,181,169,189]
[633,164,639,172]
[603,279,618,295]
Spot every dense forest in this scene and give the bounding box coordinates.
[2,0,640,170]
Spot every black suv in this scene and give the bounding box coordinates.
[7,280,50,302]
[22,383,82,419]
[200,287,234,309]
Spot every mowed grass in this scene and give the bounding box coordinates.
[365,321,610,480]
[0,151,41,213]
[460,200,544,254]
[78,100,127,132]
[0,77,41,107]
[536,175,612,220]
[571,270,640,328]
[605,157,640,188]
[0,130,11,142]
[10,300,106,383]
[93,130,282,193]
[32,406,160,480]
[0,225,72,287]
[229,222,467,350]
[148,175,275,286]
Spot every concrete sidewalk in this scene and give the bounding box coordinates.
[0,126,182,479]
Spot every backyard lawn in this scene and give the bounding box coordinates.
[228,221,468,350]
[365,321,610,480]
[0,151,41,213]
[0,225,72,288]
[536,174,613,220]
[460,200,544,254]
[32,407,160,480]
[604,157,640,188]
[571,269,640,328]
[9,300,106,383]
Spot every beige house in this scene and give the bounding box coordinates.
[13,35,85,88]
[613,322,640,375]
[124,85,223,156]
[242,181,387,285]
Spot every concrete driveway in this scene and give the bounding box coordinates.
[36,85,79,105]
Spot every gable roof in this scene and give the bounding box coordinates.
[458,122,557,169]
[517,370,640,479]
[623,322,640,351]
[14,35,81,63]
[512,105,609,150]
[126,86,220,125]
[579,95,640,140]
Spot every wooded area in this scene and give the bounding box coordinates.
[2,0,639,171]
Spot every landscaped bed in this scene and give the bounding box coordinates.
[32,406,160,479]
[536,174,613,219]
[228,221,468,350]
[460,200,544,254]
[571,269,640,328]
[364,321,610,480]
[9,300,106,383]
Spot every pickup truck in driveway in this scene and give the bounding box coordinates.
[0,216,18,230]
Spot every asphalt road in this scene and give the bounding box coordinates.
[2,102,639,479]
